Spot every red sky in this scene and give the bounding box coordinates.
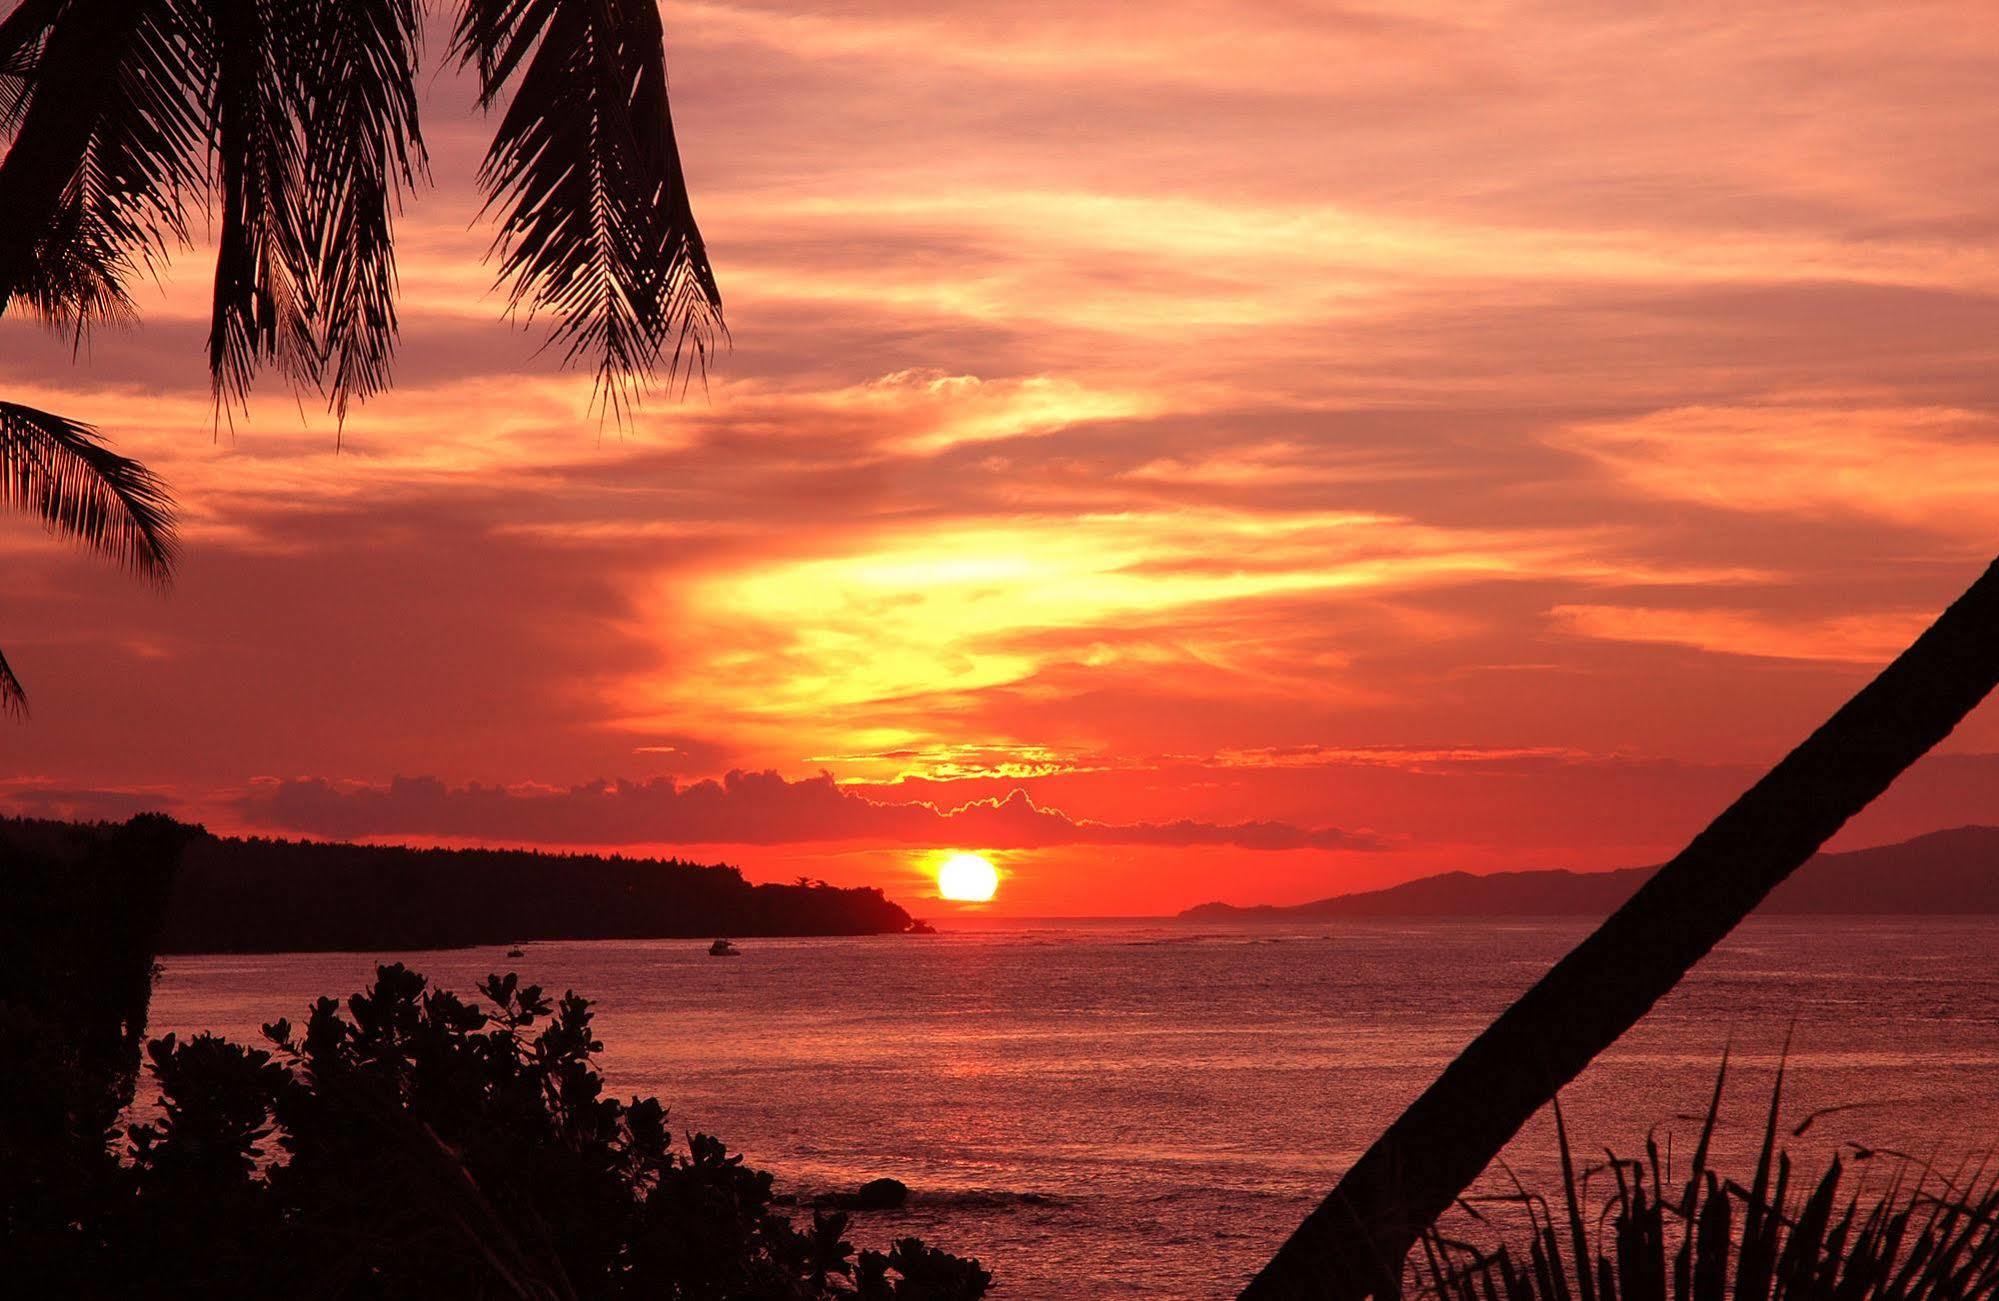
[6,1,1999,916]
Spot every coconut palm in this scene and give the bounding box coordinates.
[0,0,723,713]
[1243,558,1999,1299]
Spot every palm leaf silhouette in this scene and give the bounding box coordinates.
[293,0,427,420]
[0,400,177,715]
[457,0,725,416]
[0,1,206,333]
[3,0,722,414]
[2,0,723,712]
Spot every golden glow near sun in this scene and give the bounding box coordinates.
[936,852,1000,902]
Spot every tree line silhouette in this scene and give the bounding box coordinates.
[2,815,927,955]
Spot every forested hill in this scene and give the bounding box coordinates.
[1180,825,1999,921]
[1,816,924,953]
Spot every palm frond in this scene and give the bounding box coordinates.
[0,638,24,718]
[87,2,209,261]
[12,184,139,340]
[456,0,725,417]
[7,0,432,409]
[0,399,177,585]
[0,0,65,144]
[0,0,146,314]
[10,0,722,418]
[0,0,207,330]
[292,0,427,420]
[200,0,316,409]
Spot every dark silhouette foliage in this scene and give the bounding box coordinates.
[0,813,193,1119]
[0,815,930,954]
[0,400,178,717]
[1245,558,1999,1299]
[1418,1064,1999,1301]
[4,962,990,1300]
[0,0,721,414]
[0,0,723,712]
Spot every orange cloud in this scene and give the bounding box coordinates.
[1551,604,1936,664]
[11,0,1999,913]
[1557,404,1999,546]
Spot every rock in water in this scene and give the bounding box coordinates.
[851,1178,909,1210]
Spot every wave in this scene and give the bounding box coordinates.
[779,1188,1065,1212]
[918,1189,1064,1210]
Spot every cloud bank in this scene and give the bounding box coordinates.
[10,1,1999,907]
[233,771,1381,852]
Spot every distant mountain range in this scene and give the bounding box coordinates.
[1179,826,1999,921]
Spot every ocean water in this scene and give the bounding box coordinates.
[146,918,1999,1299]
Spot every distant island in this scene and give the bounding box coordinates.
[1181,825,1999,921]
[1,816,929,953]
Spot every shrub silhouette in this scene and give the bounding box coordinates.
[1415,1061,1999,1301]
[8,963,990,1300]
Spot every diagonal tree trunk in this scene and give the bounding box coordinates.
[1242,554,1999,1301]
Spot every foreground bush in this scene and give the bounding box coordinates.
[5,964,990,1300]
[1418,1060,1998,1301]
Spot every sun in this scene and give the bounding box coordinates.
[936,852,1000,903]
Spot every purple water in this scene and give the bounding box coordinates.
[144,917,1999,1298]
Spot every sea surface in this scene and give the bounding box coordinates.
[146,918,1999,1299]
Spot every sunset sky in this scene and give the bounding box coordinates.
[6,0,1999,915]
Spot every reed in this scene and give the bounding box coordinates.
[1418,1060,1999,1301]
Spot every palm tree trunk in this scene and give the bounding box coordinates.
[1242,554,1999,1301]
[0,0,141,318]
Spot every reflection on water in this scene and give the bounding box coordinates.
[148,917,1999,1299]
